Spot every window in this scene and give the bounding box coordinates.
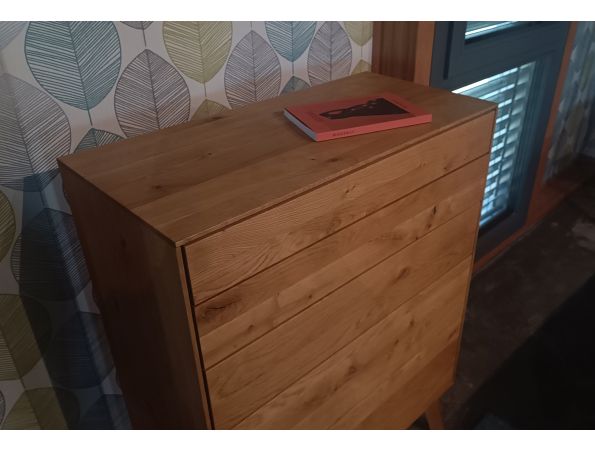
[465,21,519,40]
[454,63,535,225]
[431,22,569,256]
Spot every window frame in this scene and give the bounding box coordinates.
[430,21,570,258]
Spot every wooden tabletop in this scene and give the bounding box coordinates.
[59,72,496,246]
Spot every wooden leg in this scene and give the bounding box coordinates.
[425,400,445,429]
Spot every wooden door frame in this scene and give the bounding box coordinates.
[372,22,435,85]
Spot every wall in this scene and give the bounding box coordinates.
[0,21,372,429]
[546,21,595,179]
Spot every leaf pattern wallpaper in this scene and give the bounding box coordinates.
[0,21,372,429]
[114,49,191,137]
[225,31,282,108]
[308,21,353,86]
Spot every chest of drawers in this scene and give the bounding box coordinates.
[59,72,495,429]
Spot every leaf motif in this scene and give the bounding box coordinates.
[351,59,371,75]
[307,22,352,86]
[225,31,281,109]
[265,21,316,62]
[11,208,89,301]
[0,74,71,192]
[114,49,191,138]
[77,395,130,429]
[281,76,310,94]
[1,389,38,429]
[163,21,232,84]
[44,312,113,389]
[0,294,52,381]
[121,21,153,30]
[0,22,26,50]
[25,21,121,110]
[192,99,229,122]
[76,128,123,153]
[0,191,15,261]
[344,21,373,46]
[1,388,78,429]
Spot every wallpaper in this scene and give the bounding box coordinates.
[545,21,595,180]
[0,21,373,429]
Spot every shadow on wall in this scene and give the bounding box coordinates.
[1,172,130,429]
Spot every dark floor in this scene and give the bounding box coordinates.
[440,175,595,429]
[464,273,595,429]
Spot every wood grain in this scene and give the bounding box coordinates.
[372,22,435,86]
[59,72,495,246]
[58,73,496,430]
[185,112,495,303]
[206,206,480,428]
[372,22,417,80]
[360,342,458,429]
[424,400,445,430]
[59,164,211,429]
[235,258,470,429]
[413,22,436,86]
[197,155,489,368]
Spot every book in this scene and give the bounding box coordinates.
[284,92,432,142]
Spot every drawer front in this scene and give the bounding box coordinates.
[236,259,471,429]
[358,341,458,429]
[205,206,480,429]
[196,156,488,368]
[185,112,494,304]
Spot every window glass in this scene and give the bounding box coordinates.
[454,62,536,225]
[465,21,520,40]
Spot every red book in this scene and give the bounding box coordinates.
[284,92,432,142]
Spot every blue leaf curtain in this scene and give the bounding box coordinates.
[546,22,595,180]
[0,21,373,429]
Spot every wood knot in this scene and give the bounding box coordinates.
[393,267,411,284]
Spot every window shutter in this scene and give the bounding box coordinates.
[454,62,536,225]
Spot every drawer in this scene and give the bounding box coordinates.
[358,341,458,429]
[236,258,471,429]
[185,112,494,304]
[196,155,488,368]
[205,206,480,429]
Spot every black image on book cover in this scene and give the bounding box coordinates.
[319,98,408,120]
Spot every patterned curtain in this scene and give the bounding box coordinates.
[546,22,595,180]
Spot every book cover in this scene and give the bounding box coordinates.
[284,92,432,142]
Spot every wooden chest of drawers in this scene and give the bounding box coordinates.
[59,72,495,429]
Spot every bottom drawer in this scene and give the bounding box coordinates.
[359,341,458,429]
[235,256,472,429]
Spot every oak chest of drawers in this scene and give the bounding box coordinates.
[59,72,496,429]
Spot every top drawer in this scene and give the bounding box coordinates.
[184,112,495,304]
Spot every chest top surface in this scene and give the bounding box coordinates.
[59,72,495,246]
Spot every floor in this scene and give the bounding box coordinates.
[462,273,595,429]
[439,175,595,429]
